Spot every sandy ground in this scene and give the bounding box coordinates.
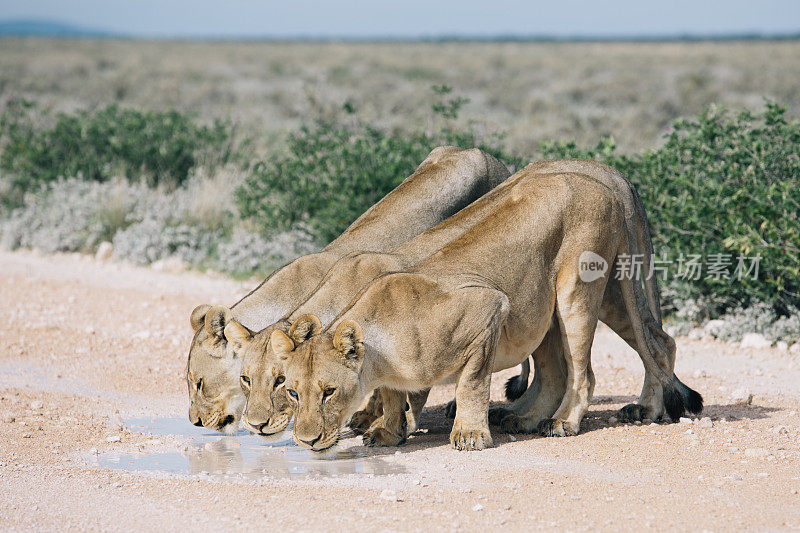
[1,249,799,532]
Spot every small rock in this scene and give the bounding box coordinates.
[703,319,725,336]
[508,435,517,441]
[608,416,618,425]
[776,341,789,352]
[151,257,186,273]
[699,417,713,429]
[679,417,692,424]
[95,242,114,261]
[105,435,121,443]
[744,447,769,459]
[770,426,789,435]
[145,439,162,445]
[89,448,98,455]
[693,369,708,378]
[688,328,704,340]
[790,343,800,355]
[379,489,398,502]
[740,333,771,349]
[2,415,15,424]
[84,326,95,335]
[472,504,484,512]
[22,433,31,438]
[731,389,753,406]
[30,401,43,410]
[113,482,122,488]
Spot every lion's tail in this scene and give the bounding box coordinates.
[504,357,530,401]
[619,184,703,420]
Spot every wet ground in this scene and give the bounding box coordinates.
[89,417,404,480]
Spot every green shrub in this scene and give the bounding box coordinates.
[0,99,241,207]
[237,93,520,244]
[540,101,800,315]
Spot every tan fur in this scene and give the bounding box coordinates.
[185,147,510,433]
[277,162,684,451]
[231,166,534,435]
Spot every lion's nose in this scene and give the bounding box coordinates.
[193,418,204,427]
[257,419,271,432]
[299,434,321,447]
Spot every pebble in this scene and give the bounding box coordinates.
[85,326,95,335]
[770,426,789,435]
[740,333,771,349]
[2,415,15,424]
[776,341,789,352]
[379,489,398,502]
[699,417,713,429]
[744,447,769,459]
[608,416,618,425]
[679,417,692,424]
[30,401,43,410]
[472,504,484,512]
[105,435,121,443]
[731,389,753,406]
[89,448,98,455]
[789,343,800,355]
[693,369,708,378]
[22,433,31,438]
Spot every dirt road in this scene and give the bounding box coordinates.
[1,250,798,531]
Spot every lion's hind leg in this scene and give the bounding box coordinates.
[538,266,607,437]
[493,322,567,434]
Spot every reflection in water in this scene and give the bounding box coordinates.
[88,417,403,480]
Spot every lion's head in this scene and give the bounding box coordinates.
[185,305,246,434]
[226,318,294,436]
[271,315,365,451]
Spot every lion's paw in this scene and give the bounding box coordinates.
[444,399,457,419]
[537,418,578,437]
[488,406,512,426]
[499,413,538,434]
[362,427,405,447]
[619,403,662,423]
[349,409,378,434]
[449,427,493,451]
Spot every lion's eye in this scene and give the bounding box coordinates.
[240,375,250,387]
[287,389,298,400]
[275,375,285,387]
[322,387,336,399]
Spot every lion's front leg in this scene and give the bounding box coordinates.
[349,388,383,434]
[450,300,505,451]
[362,388,407,447]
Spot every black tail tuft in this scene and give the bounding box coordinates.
[678,377,704,414]
[504,374,527,401]
[663,376,704,421]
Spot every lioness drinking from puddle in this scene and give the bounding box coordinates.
[225,159,700,442]
[185,147,510,433]
[270,162,702,451]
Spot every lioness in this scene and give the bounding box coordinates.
[186,147,510,433]
[238,160,698,441]
[225,168,535,435]
[273,164,702,451]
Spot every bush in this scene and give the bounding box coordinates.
[237,91,521,244]
[0,177,146,252]
[0,99,242,208]
[539,101,800,316]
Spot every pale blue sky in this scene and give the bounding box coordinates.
[1,0,799,39]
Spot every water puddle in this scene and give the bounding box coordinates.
[86,416,404,480]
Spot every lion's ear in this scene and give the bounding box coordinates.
[333,320,364,364]
[223,320,253,353]
[288,314,322,344]
[190,304,212,332]
[270,330,295,361]
[204,306,232,340]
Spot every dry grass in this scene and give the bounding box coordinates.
[1,38,799,155]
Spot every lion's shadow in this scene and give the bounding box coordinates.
[346,398,782,456]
